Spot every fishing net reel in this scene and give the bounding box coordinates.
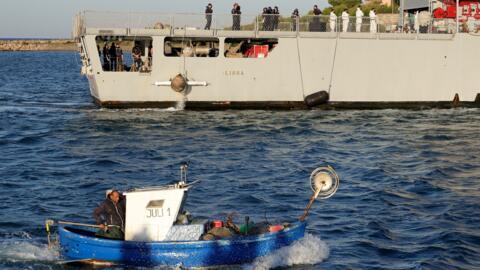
[310,165,339,200]
[300,165,340,221]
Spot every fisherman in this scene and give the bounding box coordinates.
[205,3,213,30]
[355,7,364,32]
[231,3,241,31]
[369,8,377,33]
[329,10,337,32]
[291,8,300,31]
[341,9,349,33]
[93,189,126,239]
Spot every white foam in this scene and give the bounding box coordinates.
[243,233,329,270]
[0,240,59,262]
[175,93,187,111]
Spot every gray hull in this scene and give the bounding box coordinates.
[81,30,480,109]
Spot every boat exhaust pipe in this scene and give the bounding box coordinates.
[299,165,339,221]
[304,91,329,107]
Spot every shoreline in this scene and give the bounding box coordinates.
[0,39,77,51]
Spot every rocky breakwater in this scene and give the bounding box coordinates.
[0,39,77,51]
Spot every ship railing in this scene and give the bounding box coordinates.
[75,11,468,36]
[257,14,297,32]
[429,18,457,34]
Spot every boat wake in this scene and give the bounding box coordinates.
[243,233,329,270]
[0,239,58,262]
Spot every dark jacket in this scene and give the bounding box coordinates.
[93,198,126,231]
[205,6,213,14]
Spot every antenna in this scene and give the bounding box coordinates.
[180,162,189,184]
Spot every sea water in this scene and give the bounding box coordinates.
[0,52,479,269]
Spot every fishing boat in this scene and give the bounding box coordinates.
[46,165,339,268]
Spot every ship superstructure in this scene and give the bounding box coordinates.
[73,11,480,109]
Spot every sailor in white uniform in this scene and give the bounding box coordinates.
[330,11,337,32]
[355,7,364,32]
[341,9,349,32]
[369,9,377,33]
[414,11,420,33]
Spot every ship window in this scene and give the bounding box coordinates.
[164,37,219,57]
[146,200,164,208]
[95,36,153,73]
[224,38,278,58]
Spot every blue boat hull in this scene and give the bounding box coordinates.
[58,222,306,267]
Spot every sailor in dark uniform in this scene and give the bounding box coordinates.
[291,9,300,31]
[273,6,280,30]
[232,3,241,30]
[205,3,213,30]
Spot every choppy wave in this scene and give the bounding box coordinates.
[0,52,479,269]
[0,239,58,262]
[243,234,329,270]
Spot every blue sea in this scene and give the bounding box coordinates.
[0,52,479,270]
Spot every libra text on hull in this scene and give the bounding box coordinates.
[73,6,480,110]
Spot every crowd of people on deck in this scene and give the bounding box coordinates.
[97,42,153,72]
[203,3,378,33]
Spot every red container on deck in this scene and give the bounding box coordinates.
[245,45,269,58]
[212,220,223,228]
[268,224,284,233]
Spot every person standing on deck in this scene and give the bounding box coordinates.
[231,3,241,30]
[342,9,349,32]
[356,7,364,32]
[115,44,123,71]
[311,5,322,32]
[109,42,117,71]
[329,11,337,32]
[93,190,126,239]
[273,6,280,30]
[414,11,420,33]
[291,9,299,31]
[369,8,377,33]
[262,8,268,31]
[266,7,273,31]
[102,43,109,71]
[205,3,213,30]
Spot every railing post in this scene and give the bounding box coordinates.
[456,0,459,33]
[296,16,300,35]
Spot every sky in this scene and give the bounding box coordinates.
[0,0,329,38]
